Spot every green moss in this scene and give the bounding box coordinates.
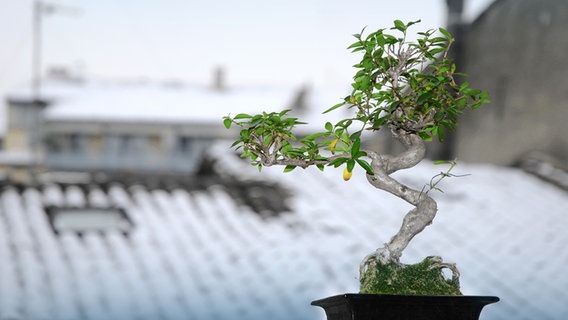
[360,256,462,295]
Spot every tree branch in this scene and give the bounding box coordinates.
[257,152,347,169]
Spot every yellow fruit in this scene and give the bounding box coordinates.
[343,168,353,181]
[330,138,339,154]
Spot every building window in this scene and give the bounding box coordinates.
[44,133,87,153]
[176,136,195,154]
[45,206,133,236]
[105,134,147,157]
[45,134,63,153]
[68,133,85,152]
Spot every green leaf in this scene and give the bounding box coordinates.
[416,91,434,105]
[302,132,324,141]
[351,138,361,157]
[464,88,482,96]
[349,131,362,141]
[223,118,232,129]
[393,20,406,32]
[371,116,388,129]
[250,115,263,126]
[234,113,252,119]
[384,34,399,44]
[325,122,333,132]
[337,119,353,129]
[456,97,467,108]
[434,160,451,165]
[354,75,371,91]
[323,102,345,114]
[439,27,453,40]
[346,159,355,172]
[428,47,446,56]
[352,26,367,40]
[375,33,386,47]
[328,157,348,168]
[240,130,250,139]
[347,41,363,49]
[407,19,421,28]
[283,165,296,173]
[436,126,445,142]
[354,151,367,158]
[356,159,374,175]
[263,136,272,146]
[430,37,448,44]
[419,131,433,141]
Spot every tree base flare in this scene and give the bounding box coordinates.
[360,256,462,295]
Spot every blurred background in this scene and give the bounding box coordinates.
[1,1,567,320]
[0,0,491,112]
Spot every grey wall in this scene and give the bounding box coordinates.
[454,0,568,165]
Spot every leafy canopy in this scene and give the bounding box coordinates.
[223,20,489,176]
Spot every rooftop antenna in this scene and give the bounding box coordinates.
[32,0,81,102]
[29,1,80,183]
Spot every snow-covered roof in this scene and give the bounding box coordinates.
[6,79,351,134]
[1,141,567,320]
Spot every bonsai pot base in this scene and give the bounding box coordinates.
[311,293,499,320]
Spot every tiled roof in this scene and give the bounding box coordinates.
[1,142,567,320]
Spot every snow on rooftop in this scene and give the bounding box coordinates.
[44,82,289,123]
[7,79,351,133]
[1,141,567,320]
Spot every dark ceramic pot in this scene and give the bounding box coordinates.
[312,293,499,320]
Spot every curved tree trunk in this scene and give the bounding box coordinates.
[361,129,438,271]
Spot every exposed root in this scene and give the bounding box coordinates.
[359,247,399,279]
[359,251,378,279]
[427,256,461,284]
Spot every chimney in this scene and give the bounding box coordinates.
[212,66,226,91]
[290,85,309,112]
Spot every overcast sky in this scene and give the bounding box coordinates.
[0,0,494,127]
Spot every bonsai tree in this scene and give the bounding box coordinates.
[223,20,489,295]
